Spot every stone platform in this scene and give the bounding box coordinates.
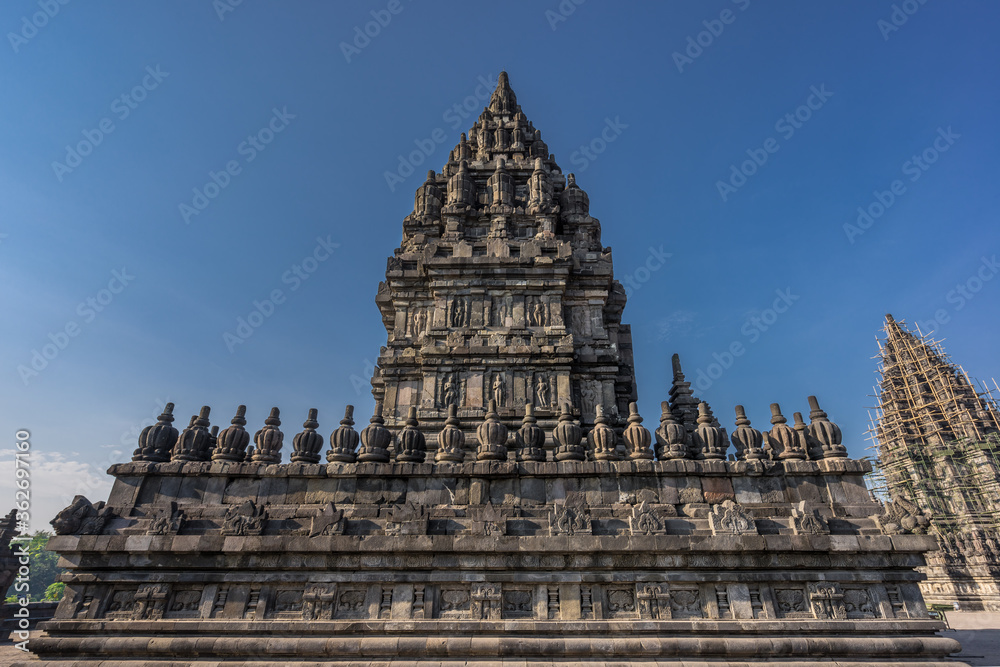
[27,453,963,665]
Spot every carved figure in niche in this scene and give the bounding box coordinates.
[580,383,598,418]
[492,374,506,407]
[409,307,427,337]
[533,301,546,327]
[570,307,588,335]
[535,375,551,408]
[450,297,469,328]
[442,374,459,407]
[493,297,510,327]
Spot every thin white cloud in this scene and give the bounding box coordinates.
[656,310,697,342]
[0,449,114,533]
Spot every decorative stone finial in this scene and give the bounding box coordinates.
[287,409,321,464]
[396,406,426,463]
[171,406,212,462]
[588,405,620,461]
[212,405,250,462]
[326,406,359,463]
[691,402,726,460]
[767,403,805,461]
[133,402,178,462]
[807,395,847,458]
[792,411,818,460]
[446,159,476,210]
[414,170,442,219]
[655,401,688,460]
[623,402,653,460]
[251,408,284,464]
[730,405,764,461]
[515,403,546,462]
[436,404,465,462]
[559,173,589,217]
[477,400,509,461]
[553,403,585,461]
[357,401,392,463]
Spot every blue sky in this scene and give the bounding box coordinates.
[2,1,998,527]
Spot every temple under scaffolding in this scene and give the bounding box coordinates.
[869,314,1000,612]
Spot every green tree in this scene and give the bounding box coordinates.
[3,531,65,602]
[43,581,65,601]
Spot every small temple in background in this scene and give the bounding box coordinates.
[870,314,1000,611]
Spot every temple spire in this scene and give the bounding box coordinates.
[489,71,518,115]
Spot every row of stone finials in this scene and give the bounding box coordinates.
[131,397,849,465]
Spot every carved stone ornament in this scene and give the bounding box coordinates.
[514,403,546,462]
[212,405,251,462]
[302,584,337,620]
[385,501,427,536]
[808,582,847,620]
[629,501,676,536]
[655,401,689,460]
[327,406,359,463]
[730,404,764,461]
[790,501,829,535]
[637,583,671,619]
[872,497,930,535]
[309,502,345,537]
[622,402,653,460]
[132,583,170,621]
[51,496,108,536]
[709,500,757,536]
[356,400,392,463]
[222,499,267,536]
[290,408,324,464]
[549,497,592,536]
[147,502,183,536]
[471,502,509,536]
[471,582,502,620]
[132,402,178,462]
[588,405,619,461]
[251,407,284,464]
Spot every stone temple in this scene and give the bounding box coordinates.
[29,74,962,665]
[871,314,1000,612]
